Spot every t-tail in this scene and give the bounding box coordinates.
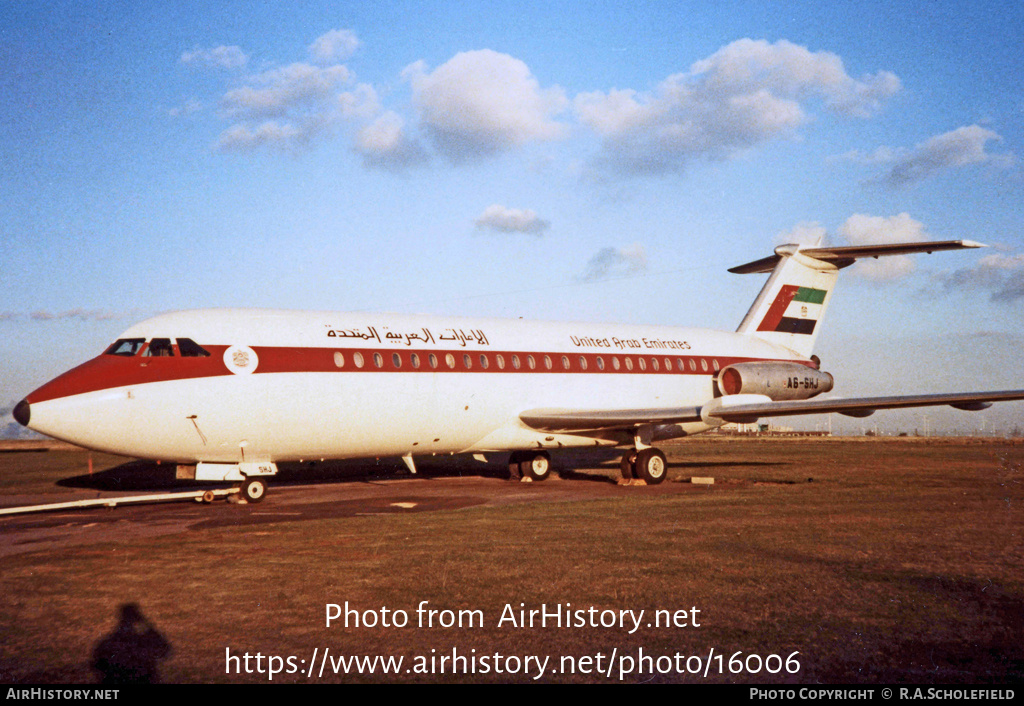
[731,240,985,358]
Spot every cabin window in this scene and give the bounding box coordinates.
[353,352,364,368]
[676,357,685,371]
[410,353,421,369]
[689,359,696,371]
[625,357,634,371]
[512,355,521,370]
[479,354,489,369]
[712,359,720,372]
[463,354,472,369]
[374,353,384,368]
[544,355,553,370]
[428,353,438,369]
[144,339,174,357]
[612,356,620,370]
[638,357,647,371]
[446,353,456,369]
[105,338,146,356]
[527,355,536,370]
[701,358,708,372]
[178,339,210,357]
[651,358,660,371]
[578,356,588,370]
[392,353,402,369]
[561,355,570,370]
[496,354,506,370]
[664,357,673,371]
[334,352,345,368]
[596,356,605,370]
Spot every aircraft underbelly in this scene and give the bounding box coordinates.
[29,370,713,462]
[254,371,708,461]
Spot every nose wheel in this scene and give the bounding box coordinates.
[239,477,268,503]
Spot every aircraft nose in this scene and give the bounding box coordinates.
[13,399,30,427]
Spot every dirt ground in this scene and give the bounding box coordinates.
[1,437,1021,684]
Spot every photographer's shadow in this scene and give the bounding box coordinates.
[92,603,172,684]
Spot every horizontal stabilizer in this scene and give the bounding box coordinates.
[729,240,985,275]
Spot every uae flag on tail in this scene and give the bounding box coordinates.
[757,285,827,335]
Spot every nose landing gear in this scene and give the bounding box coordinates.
[240,477,268,503]
[183,461,278,503]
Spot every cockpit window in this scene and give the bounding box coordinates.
[177,338,210,357]
[104,337,211,358]
[105,338,146,356]
[143,338,175,357]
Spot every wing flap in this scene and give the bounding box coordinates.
[520,406,702,433]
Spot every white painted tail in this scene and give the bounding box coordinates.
[734,245,838,358]
[731,240,985,359]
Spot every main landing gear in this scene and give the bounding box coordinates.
[619,448,668,485]
[507,450,552,482]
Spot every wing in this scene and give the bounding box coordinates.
[520,389,1024,433]
[519,406,702,433]
[696,390,1024,424]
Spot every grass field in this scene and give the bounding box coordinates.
[1,437,1022,684]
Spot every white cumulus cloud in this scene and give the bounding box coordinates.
[215,63,378,151]
[877,125,1011,187]
[775,221,828,247]
[28,309,123,322]
[308,29,360,64]
[474,204,550,235]
[577,244,647,282]
[180,45,248,70]
[839,213,929,281]
[575,38,900,176]
[404,50,568,163]
[215,121,304,152]
[689,38,900,118]
[355,112,429,172]
[774,214,935,282]
[933,252,1024,303]
[221,63,352,118]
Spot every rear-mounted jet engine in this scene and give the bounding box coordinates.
[717,362,834,401]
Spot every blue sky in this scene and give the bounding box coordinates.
[2,0,1023,434]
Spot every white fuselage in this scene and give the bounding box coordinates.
[22,309,805,463]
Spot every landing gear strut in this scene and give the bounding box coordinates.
[619,448,668,484]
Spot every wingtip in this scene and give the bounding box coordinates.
[960,239,987,249]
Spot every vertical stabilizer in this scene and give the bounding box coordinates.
[730,239,985,359]
[734,245,839,358]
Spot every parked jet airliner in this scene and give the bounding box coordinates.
[14,240,1024,502]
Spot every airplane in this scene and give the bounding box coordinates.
[13,240,1024,503]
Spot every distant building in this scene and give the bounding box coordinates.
[715,421,828,437]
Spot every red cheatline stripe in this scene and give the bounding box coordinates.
[26,347,232,405]
[757,284,799,332]
[25,345,814,403]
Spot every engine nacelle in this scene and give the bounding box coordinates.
[717,362,833,401]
